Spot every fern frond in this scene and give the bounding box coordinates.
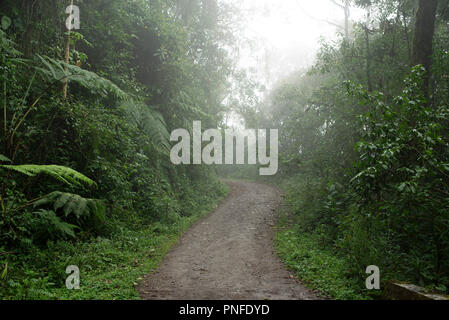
[0,29,21,57]
[0,165,96,188]
[35,55,128,100]
[0,154,11,163]
[55,220,77,238]
[87,199,106,225]
[173,90,208,119]
[123,101,171,155]
[54,192,75,212]
[34,192,105,224]
[34,209,78,238]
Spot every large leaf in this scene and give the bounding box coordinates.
[34,209,78,238]
[123,101,171,154]
[34,192,105,225]
[0,164,96,188]
[0,154,11,163]
[35,55,128,100]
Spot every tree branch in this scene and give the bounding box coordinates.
[330,0,345,9]
[295,0,344,29]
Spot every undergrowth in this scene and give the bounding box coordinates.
[0,182,229,300]
[275,207,374,300]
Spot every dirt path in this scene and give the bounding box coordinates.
[138,181,318,300]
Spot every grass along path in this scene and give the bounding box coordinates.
[274,208,373,300]
[1,185,229,300]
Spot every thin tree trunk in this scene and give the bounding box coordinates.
[411,0,438,94]
[344,0,350,39]
[329,0,351,41]
[365,27,372,92]
[402,9,411,63]
[62,0,73,100]
[365,5,372,91]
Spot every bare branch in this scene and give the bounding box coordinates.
[295,0,344,29]
[330,0,345,9]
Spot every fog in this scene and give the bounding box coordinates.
[231,0,366,88]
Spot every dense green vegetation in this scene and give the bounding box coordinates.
[1,0,449,301]
[0,0,232,299]
[240,0,449,299]
[275,210,369,300]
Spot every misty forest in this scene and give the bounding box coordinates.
[1,0,449,300]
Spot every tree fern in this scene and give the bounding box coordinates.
[173,90,208,119]
[34,192,105,225]
[0,164,96,189]
[123,101,171,154]
[35,55,128,100]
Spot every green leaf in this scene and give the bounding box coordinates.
[0,154,11,163]
[34,192,105,225]
[123,101,170,154]
[35,209,78,238]
[35,55,128,100]
[0,164,96,188]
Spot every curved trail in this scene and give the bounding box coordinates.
[138,181,318,300]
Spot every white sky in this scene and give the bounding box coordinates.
[222,0,366,128]
[230,0,366,87]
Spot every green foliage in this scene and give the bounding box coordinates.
[250,0,449,298]
[0,154,11,162]
[275,215,371,300]
[0,0,236,300]
[29,209,78,239]
[34,192,106,230]
[122,101,171,155]
[1,165,96,189]
[0,179,228,300]
[35,55,128,100]
[345,66,449,287]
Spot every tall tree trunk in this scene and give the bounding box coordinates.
[365,26,372,91]
[402,8,411,63]
[411,0,438,93]
[330,0,351,40]
[344,0,350,39]
[62,0,73,100]
[201,0,217,27]
[365,5,372,91]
